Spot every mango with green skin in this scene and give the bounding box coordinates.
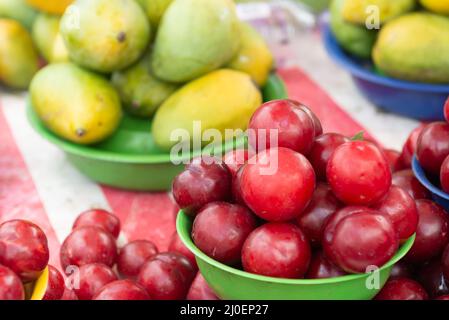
[373,13,449,83]
[152,69,262,151]
[152,0,240,83]
[32,13,69,63]
[421,0,449,15]
[60,0,151,73]
[135,0,173,30]
[342,0,415,25]
[0,19,39,89]
[112,52,179,118]
[0,0,37,30]
[330,0,377,59]
[30,63,122,144]
[227,22,274,87]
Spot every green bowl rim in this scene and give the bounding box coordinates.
[176,210,416,285]
[26,73,287,165]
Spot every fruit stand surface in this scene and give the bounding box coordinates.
[0,25,421,271]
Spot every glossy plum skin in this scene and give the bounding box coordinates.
[93,280,150,300]
[373,186,418,240]
[241,223,311,279]
[0,220,49,282]
[296,103,323,138]
[72,263,117,300]
[187,273,219,300]
[308,133,350,181]
[222,149,250,177]
[417,122,449,176]
[305,251,346,279]
[60,226,117,271]
[442,244,449,283]
[445,97,449,123]
[417,260,449,298]
[399,125,425,169]
[248,99,315,155]
[117,240,158,279]
[390,261,413,280]
[168,232,197,269]
[0,264,24,300]
[327,141,391,206]
[172,156,232,217]
[324,212,398,273]
[440,155,449,194]
[383,149,403,173]
[405,200,449,264]
[297,183,342,246]
[73,209,121,239]
[392,169,430,200]
[42,265,65,300]
[375,279,428,300]
[137,252,196,300]
[61,288,78,300]
[240,147,316,222]
[192,202,257,265]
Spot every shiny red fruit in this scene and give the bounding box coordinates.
[93,280,150,300]
[297,183,342,246]
[308,133,350,181]
[406,200,449,263]
[375,278,428,300]
[399,125,425,169]
[223,149,250,177]
[440,154,449,194]
[294,102,323,137]
[72,263,117,300]
[61,288,78,300]
[60,226,117,270]
[327,141,391,205]
[383,149,403,173]
[417,122,449,176]
[242,223,311,278]
[192,202,257,265]
[0,264,24,300]
[187,273,219,300]
[137,252,196,300]
[445,97,449,123]
[42,265,65,300]
[240,147,316,221]
[373,186,418,240]
[392,169,430,200]
[248,99,315,154]
[168,232,197,269]
[436,295,449,300]
[305,251,346,279]
[417,260,449,298]
[442,244,449,283]
[172,156,232,216]
[390,261,413,279]
[117,240,158,279]
[0,220,49,282]
[73,209,121,239]
[324,212,398,273]
[231,166,245,205]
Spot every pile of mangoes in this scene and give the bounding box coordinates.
[330,0,449,83]
[1,0,273,150]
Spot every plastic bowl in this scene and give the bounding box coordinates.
[27,74,288,191]
[176,210,415,300]
[323,25,449,121]
[412,156,449,210]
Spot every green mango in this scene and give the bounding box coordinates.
[0,0,37,30]
[373,13,449,83]
[60,0,151,73]
[0,19,39,89]
[32,13,69,63]
[330,0,377,59]
[152,69,262,151]
[151,0,240,83]
[135,0,173,30]
[342,0,415,25]
[30,63,122,144]
[112,52,179,118]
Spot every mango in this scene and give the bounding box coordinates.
[152,69,262,151]
[227,22,274,87]
[32,13,69,63]
[135,0,173,29]
[421,0,449,15]
[112,52,179,118]
[0,0,37,30]
[0,19,39,89]
[151,0,240,83]
[330,0,377,59]
[60,0,150,73]
[373,13,449,83]
[26,0,73,15]
[30,63,122,144]
[342,0,415,25]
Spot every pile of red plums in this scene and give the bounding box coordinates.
[173,99,449,300]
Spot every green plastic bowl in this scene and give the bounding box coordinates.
[177,211,416,300]
[27,74,287,191]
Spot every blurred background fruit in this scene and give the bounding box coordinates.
[32,13,68,63]
[136,0,173,30]
[421,0,449,15]
[26,0,73,15]
[341,0,415,25]
[0,0,37,30]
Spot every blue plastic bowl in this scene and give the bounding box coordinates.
[323,25,449,121]
[412,156,449,210]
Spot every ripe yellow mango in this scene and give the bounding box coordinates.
[421,0,449,15]
[342,0,415,25]
[0,0,37,30]
[135,0,173,29]
[26,0,73,15]
[32,13,69,63]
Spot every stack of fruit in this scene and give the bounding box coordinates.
[330,0,449,83]
[173,98,449,300]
